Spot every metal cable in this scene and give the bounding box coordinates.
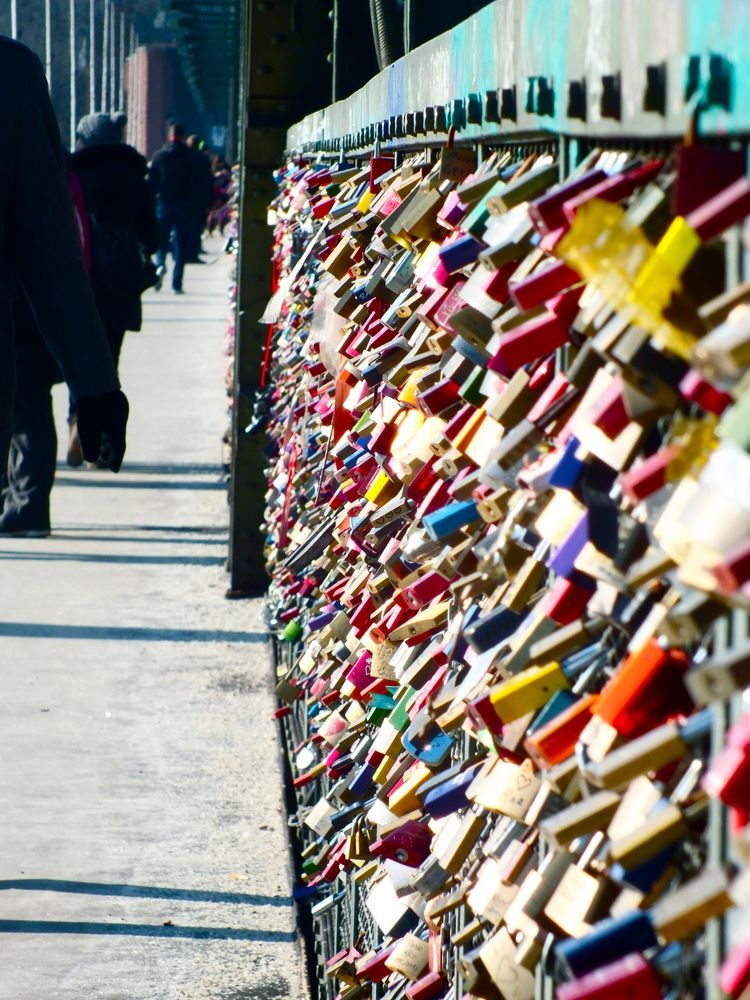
[369,0,404,70]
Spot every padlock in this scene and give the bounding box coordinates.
[703,714,750,810]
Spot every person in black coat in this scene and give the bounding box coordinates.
[65,112,158,464]
[0,40,129,536]
[148,123,206,293]
[72,113,158,362]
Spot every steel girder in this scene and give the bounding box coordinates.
[162,0,240,116]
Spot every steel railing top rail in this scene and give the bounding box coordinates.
[286,0,749,155]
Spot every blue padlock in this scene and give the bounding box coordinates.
[438,233,483,273]
[423,762,483,818]
[464,602,522,654]
[452,335,490,369]
[556,909,659,978]
[423,500,480,541]
[610,844,677,892]
[449,604,482,663]
[308,607,340,632]
[401,709,454,768]
[525,688,577,737]
[547,511,590,578]
[347,762,376,799]
[548,435,586,490]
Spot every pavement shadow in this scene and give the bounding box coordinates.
[50,534,226,545]
[55,523,227,535]
[0,919,296,942]
[0,623,266,643]
[56,478,226,491]
[0,551,226,566]
[0,879,292,907]
[55,463,222,476]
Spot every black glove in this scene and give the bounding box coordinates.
[76,389,129,472]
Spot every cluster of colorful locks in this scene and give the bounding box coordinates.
[261,139,750,999]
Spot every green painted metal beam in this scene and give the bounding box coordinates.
[287,0,750,152]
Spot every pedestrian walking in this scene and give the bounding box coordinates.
[148,123,206,294]
[0,39,129,537]
[66,112,159,466]
[185,135,215,262]
[208,156,234,236]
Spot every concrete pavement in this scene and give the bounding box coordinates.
[0,239,306,1000]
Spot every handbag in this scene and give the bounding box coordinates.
[89,214,158,296]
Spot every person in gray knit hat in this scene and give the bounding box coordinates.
[64,110,157,466]
[75,111,127,148]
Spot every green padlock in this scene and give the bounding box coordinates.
[282,620,303,642]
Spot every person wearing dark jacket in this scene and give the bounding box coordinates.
[185,134,215,262]
[72,112,159,363]
[148,123,203,293]
[66,112,158,465]
[1,109,157,531]
[0,40,129,536]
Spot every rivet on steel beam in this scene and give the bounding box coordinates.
[484,89,500,123]
[450,98,466,129]
[600,72,622,120]
[707,53,732,111]
[567,79,587,121]
[537,77,555,117]
[424,106,436,132]
[414,110,425,134]
[434,105,448,133]
[467,92,482,125]
[525,77,536,114]
[684,54,701,103]
[501,86,517,122]
[643,63,666,115]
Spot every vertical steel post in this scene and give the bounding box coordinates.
[45,0,52,87]
[229,0,332,596]
[89,0,96,111]
[119,10,126,110]
[109,1,116,112]
[110,2,117,112]
[10,0,17,39]
[70,0,77,149]
[229,0,275,595]
[707,616,729,1000]
[101,0,109,111]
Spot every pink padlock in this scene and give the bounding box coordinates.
[402,570,452,610]
[704,714,750,810]
[720,931,750,998]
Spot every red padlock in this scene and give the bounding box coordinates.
[557,952,663,1000]
[369,819,432,867]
